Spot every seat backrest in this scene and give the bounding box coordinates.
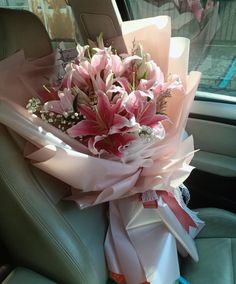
[0,8,108,284]
[0,8,52,60]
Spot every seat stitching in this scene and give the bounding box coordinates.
[28,163,105,281]
[0,166,90,283]
[0,126,104,282]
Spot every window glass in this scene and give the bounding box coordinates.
[0,0,76,43]
[123,0,236,97]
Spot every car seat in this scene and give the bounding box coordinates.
[0,8,108,284]
[0,7,236,284]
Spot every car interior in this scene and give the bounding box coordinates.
[0,1,236,283]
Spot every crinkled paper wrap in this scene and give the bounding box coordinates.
[0,16,204,284]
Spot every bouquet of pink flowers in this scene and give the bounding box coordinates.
[26,35,181,159]
[0,16,204,284]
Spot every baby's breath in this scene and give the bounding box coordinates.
[26,97,83,132]
[139,126,158,142]
[26,98,42,113]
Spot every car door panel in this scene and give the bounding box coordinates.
[185,99,236,212]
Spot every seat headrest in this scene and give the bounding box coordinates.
[0,8,52,60]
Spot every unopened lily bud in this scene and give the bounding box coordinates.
[137,62,149,80]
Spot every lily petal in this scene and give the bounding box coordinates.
[67,120,101,137]
[43,100,63,113]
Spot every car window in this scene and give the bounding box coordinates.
[0,0,77,47]
[120,0,236,100]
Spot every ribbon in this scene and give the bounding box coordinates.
[109,272,150,284]
[141,190,197,233]
[140,190,158,208]
[110,272,126,284]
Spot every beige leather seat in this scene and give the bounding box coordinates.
[0,8,52,60]
[2,267,56,284]
[0,8,108,284]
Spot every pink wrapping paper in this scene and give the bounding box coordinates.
[0,16,204,284]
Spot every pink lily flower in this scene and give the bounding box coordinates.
[153,74,183,98]
[67,91,137,156]
[125,90,167,130]
[88,133,136,157]
[69,52,114,95]
[76,43,90,62]
[43,88,74,115]
[61,62,91,92]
